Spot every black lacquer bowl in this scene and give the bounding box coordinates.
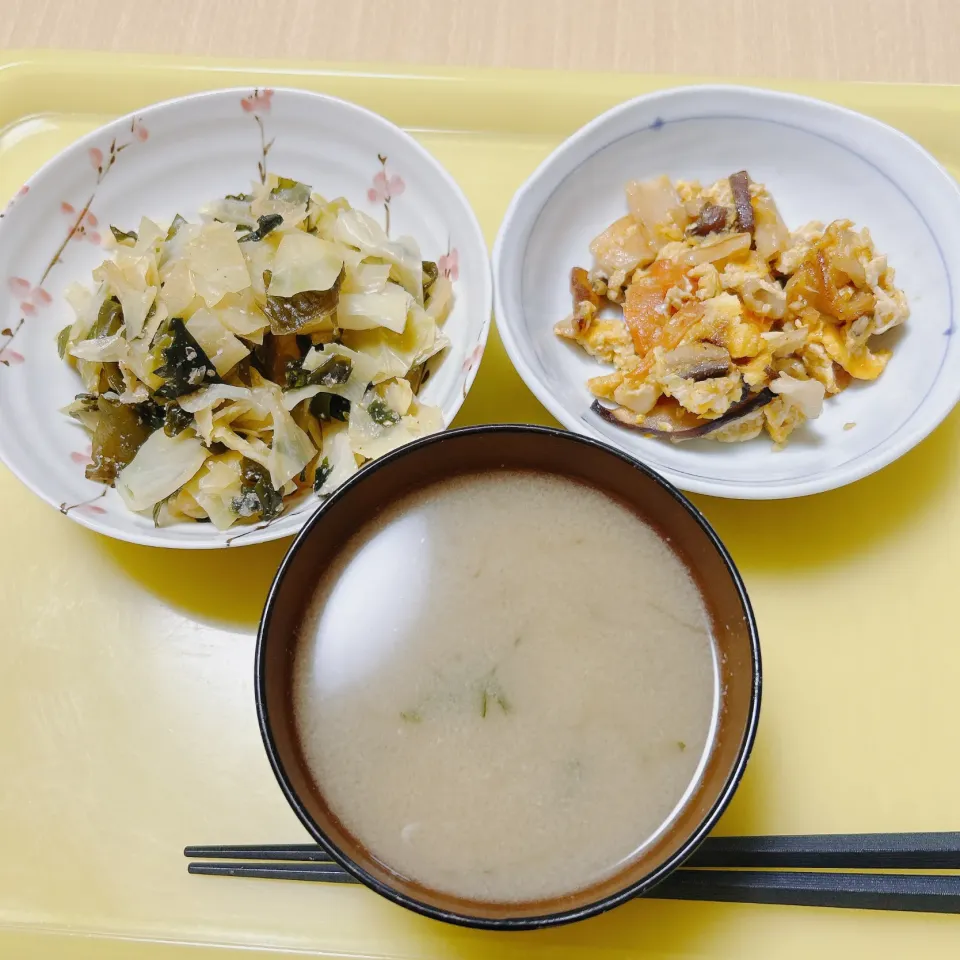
[256,425,761,929]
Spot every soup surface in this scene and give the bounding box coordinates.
[293,470,718,903]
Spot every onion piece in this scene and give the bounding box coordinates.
[589,216,656,274]
[829,253,866,288]
[626,176,689,234]
[769,373,825,419]
[686,232,751,266]
[753,192,789,260]
[741,278,786,319]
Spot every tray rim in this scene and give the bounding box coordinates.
[2,47,960,959]
[3,49,960,138]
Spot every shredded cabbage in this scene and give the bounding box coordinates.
[299,342,380,403]
[116,430,209,513]
[333,209,424,303]
[315,424,358,497]
[341,306,443,384]
[181,222,251,307]
[92,260,156,340]
[343,262,392,294]
[348,395,444,459]
[425,275,454,323]
[185,309,250,375]
[268,233,344,297]
[69,333,129,363]
[210,292,270,339]
[178,384,253,414]
[187,452,246,530]
[338,286,411,334]
[262,387,316,490]
[66,281,107,343]
[158,259,197,318]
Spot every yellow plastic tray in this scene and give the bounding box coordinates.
[2,50,960,959]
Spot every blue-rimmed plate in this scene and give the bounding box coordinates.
[493,85,960,499]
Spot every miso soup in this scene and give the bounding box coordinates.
[293,470,718,903]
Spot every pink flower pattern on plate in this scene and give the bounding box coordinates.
[241,89,274,114]
[462,342,484,375]
[61,202,100,245]
[7,276,52,317]
[367,169,405,204]
[1,184,29,219]
[438,247,460,282]
[59,490,108,517]
[460,343,484,398]
[242,89,276,184]
[369,155,405,235]
[1,113,150,522]
[0,347,24,365]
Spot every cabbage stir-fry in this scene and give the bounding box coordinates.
[58,175,453,529]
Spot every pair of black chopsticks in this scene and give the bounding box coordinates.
[185,832,960,913]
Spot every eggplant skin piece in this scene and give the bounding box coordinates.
[658,343,732,383]
[688,203,728,237]
[729,170,755,234]
[590,388,775,441]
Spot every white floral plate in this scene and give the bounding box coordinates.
[493,85,960,499]
[0,88,491,547]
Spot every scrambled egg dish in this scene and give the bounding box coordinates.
[556,171,908,444]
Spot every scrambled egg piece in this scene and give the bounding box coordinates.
[556,172,909,445]
[555,315,634,366]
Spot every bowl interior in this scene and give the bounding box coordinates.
[494,86,960,499]
[257,426,760,927]
[0,87,491,547]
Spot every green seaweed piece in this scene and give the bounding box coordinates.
[110,225,138,245]
[286,355,353,389]
[154,318,223,400]
[367,397,400,426]
[165,214,187,242]
[271,177,312,206]
[163,403,194,437]
[262,268,344,336]
[86,398,150,486]
[309,393,350,422]
[313,456,333,493]
[422,260,439,297]
[238,213,284,243]
[56,325,72,360]
[230,457,283,522]
[92,296,124,338]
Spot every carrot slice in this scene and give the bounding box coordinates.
[622,260,687,355]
